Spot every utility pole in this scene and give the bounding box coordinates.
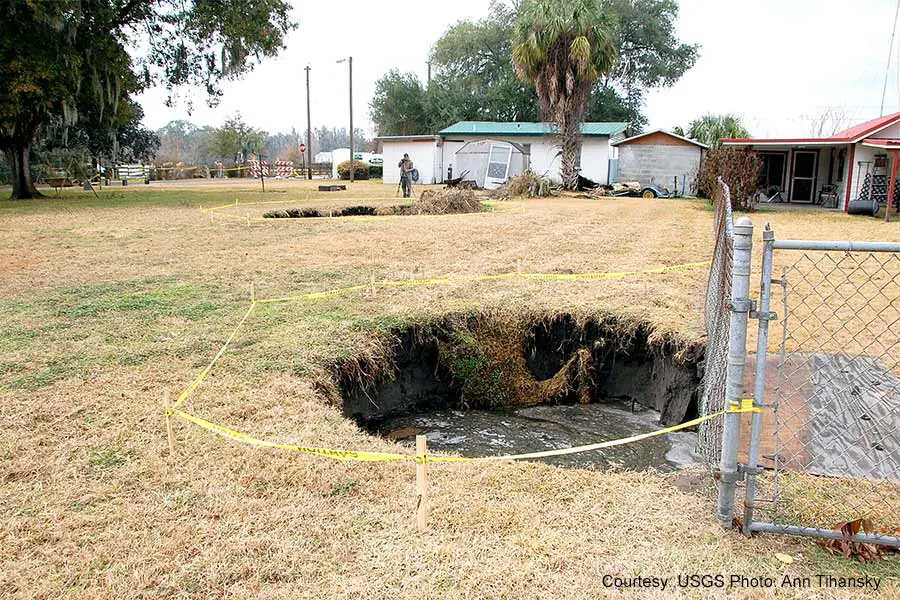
[882,0,900,116]
[305,64,312,180]
[349,56,354,184]
[427,60,431,85]
[338,56,354,183]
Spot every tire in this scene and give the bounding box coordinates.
[641,188,657,199]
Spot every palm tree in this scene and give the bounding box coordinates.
[512,0,617,190]
[687,114,750,150]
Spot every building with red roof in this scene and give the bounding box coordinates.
[722,112,900,211]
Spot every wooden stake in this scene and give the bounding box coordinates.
[516,258,523,275]
[416,435,428,533]
[370,272,377,298]
[246,212,251,227]
[164,390,174,457]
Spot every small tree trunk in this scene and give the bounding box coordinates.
[559,126,581,191]
[3,141,43,200]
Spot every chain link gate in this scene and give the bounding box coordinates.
[707,194,900,545]
[742,238,900,545]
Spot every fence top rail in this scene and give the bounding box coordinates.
[772,240,900,252]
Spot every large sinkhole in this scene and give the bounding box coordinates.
[326,313,704,470]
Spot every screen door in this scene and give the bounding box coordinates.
[790,150,818,202]
[485,144,513,189]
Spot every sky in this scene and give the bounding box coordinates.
[137,0,900,139]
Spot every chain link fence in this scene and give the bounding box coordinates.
[698,179,734,466]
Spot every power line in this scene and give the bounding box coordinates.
[880,0,900,116]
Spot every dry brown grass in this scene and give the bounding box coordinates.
[1,180,899,599]
[416,188,484,215]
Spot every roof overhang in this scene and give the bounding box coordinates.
[374,135,437,142]
[861,138,900,150]
[722,139,851,147]
[612,129,709,149]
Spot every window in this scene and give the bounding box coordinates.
[758,152,786,189]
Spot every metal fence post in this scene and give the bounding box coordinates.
[716,216,754,527]
[743,224,775,534]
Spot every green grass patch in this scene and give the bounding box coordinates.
[5,358,92,390]
[87,446,129,470]
[52,280,221,320]
[0,279,231,391]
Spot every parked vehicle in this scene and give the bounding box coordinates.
[596,181,675,198]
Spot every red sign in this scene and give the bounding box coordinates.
[299,143,306,153]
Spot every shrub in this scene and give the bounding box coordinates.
[697,147,761,211]
[368,165,383,179]
[337,160,369,180]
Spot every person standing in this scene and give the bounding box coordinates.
[398,153,415,198]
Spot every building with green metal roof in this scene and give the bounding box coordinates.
[376,120,630,187]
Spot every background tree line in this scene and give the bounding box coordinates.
[369,0,699,137]
[154,116,372,167]
[0,113,373,184]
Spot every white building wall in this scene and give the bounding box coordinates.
[380,140,438,185]
[330,148,350,178]
[440,140,467,181]
[579,139,611,183]
[526,137,561,180]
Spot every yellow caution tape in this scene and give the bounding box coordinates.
[169,402,763,464]
[257,262,710,305]
[172,302,258,409]
[729,398,762,414]
[170,408,410,461]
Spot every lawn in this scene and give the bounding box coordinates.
[1,179,898,599]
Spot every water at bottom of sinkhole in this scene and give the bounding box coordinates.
[369,400,700,470]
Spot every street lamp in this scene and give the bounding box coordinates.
[337,56,354,183]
